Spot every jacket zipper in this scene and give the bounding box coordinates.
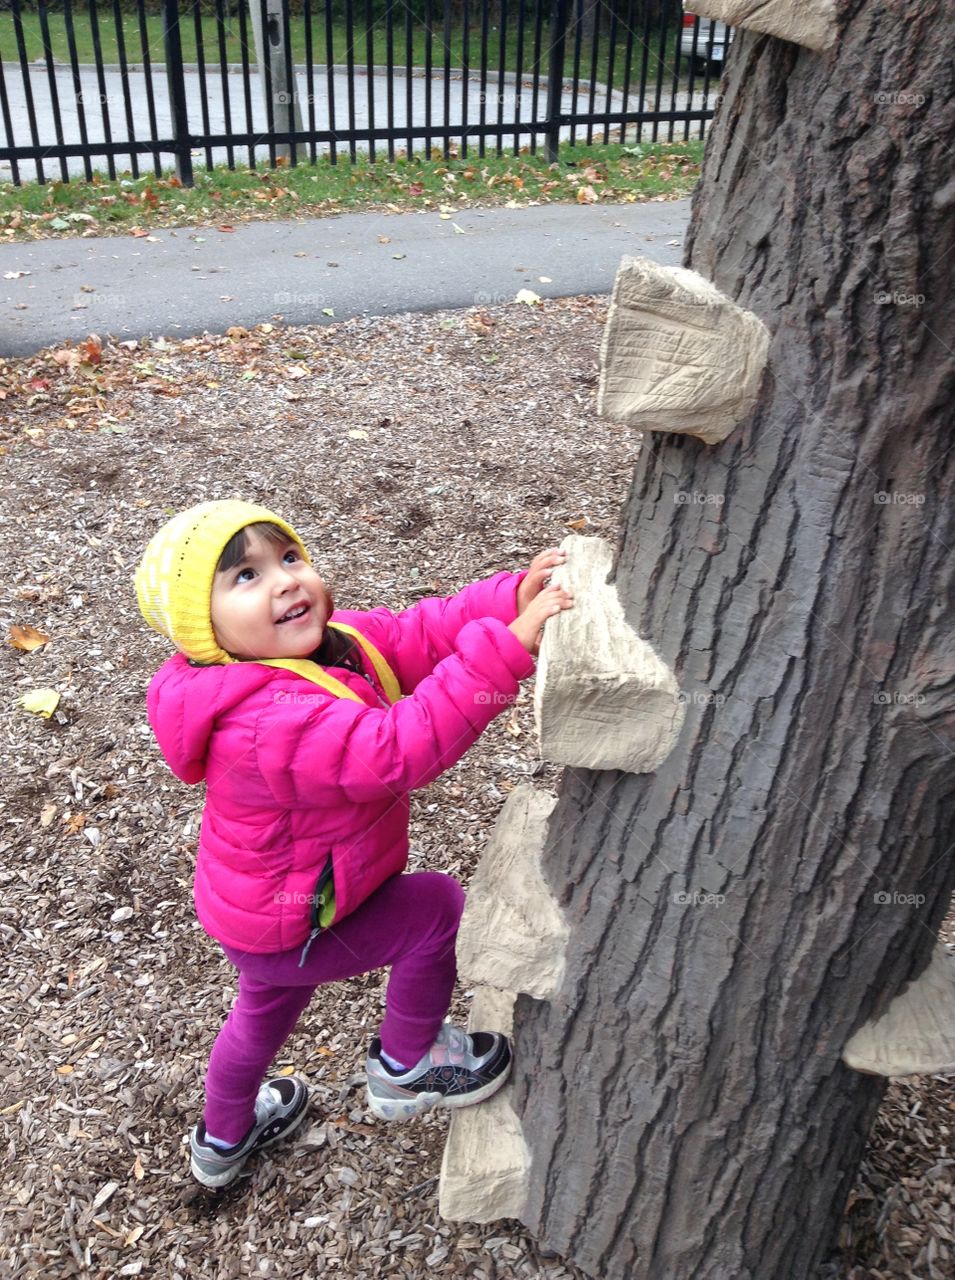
[298,856,335,969]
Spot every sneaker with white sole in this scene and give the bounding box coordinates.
[189,1076,308,1188]
[366,1023,512,1121]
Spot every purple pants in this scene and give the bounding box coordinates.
[203,871,465,1144]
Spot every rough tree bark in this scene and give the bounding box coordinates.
[511,4,955,1278]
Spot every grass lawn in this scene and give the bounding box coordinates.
[0,139,704,239]
[0,9,698,93]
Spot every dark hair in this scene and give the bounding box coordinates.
[216,520,365,677]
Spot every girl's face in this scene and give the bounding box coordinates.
[210,528,331,660]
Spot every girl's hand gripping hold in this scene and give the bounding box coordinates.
[516,547,568,615]
[508,583,575,657]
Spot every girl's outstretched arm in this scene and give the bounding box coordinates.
[254,614,535,807]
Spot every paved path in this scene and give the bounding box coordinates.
[0,197,691,356]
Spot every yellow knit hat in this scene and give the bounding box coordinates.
[134,499,309,664]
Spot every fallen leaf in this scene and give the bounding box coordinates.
[217,224,235,233]
[347,429,369,439]
[567,516,589,530]
[4,270,29,279]
[514,289,542,306]
[8,623,49,651]
[132,1156,144,1182]
[539,276,553,283]
[377,235,391,244]
[322,308,335,317]
[64,812,87,834]
[392,253,406,260]
[277,1064,296,1077]
[40,803,57,828]
[80,336,102,365]
[18,688,60,718]
[56,1064,75,1075]
[576,185,599,204]
[130,226,149,237]
[452,223,466,234]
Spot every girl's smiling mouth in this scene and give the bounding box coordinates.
[276,603,310,624]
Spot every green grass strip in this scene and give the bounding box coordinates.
[0,141,704,240]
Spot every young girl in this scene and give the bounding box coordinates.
[135,499,574,1189]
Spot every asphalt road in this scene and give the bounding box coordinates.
[0,198,691,356]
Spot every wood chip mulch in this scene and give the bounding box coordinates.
[1,298,951,1279]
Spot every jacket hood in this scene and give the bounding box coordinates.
[146,653,281,784]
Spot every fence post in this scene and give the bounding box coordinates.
[162,0,193,185]
[544,0,569,162]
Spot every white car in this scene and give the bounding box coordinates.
[681,11,733,71]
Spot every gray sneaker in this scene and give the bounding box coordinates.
[366,1023,512,1121]
[189,1076,308,1188]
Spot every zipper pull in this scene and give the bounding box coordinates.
[298,927,321,969]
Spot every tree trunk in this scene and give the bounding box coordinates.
[511,5,955,1278]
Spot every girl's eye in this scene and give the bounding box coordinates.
[283,549,300,565]
[236,567,256,584]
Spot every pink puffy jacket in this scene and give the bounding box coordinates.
[146,570,533,956]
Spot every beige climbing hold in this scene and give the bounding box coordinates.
[438,986,529,1223]
[456,786,566,1001]
[843,943,955,1077]
[689,0,837,53]
[598,256,770,444]
[534,535,685,773]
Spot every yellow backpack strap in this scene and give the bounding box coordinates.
[327,622,401,706]
[256,657,366,703]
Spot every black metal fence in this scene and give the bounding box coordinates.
[0,0,729,185]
